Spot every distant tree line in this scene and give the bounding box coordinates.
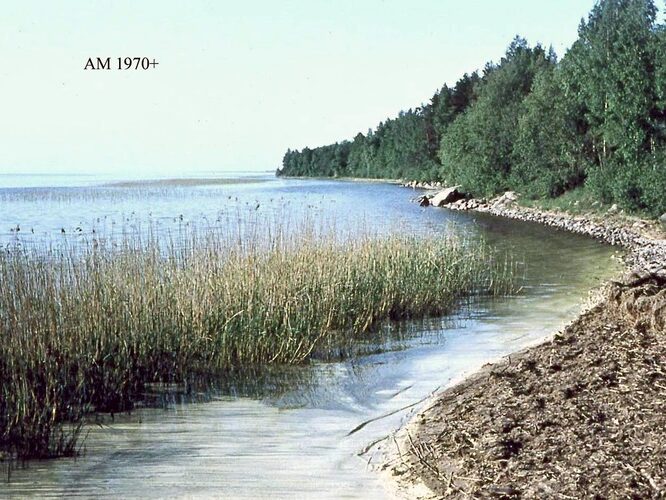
[277,0,666,217]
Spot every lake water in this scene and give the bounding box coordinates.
[0,174,621,498]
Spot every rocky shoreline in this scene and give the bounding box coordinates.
[412,186,666,272]
[381,185,666,499]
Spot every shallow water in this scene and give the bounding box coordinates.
[0,174,621,498]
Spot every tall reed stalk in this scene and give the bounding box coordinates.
[0,223,514,459]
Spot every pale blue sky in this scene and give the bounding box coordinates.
[1,1,664,175]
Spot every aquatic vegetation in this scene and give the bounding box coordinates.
[102,176,271,188]
[0,179,267,204]
[0,224,514,459]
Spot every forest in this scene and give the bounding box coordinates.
[277,0,666,218]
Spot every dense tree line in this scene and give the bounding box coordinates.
[277,0,666,217]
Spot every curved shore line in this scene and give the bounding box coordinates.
[380,191,666,498]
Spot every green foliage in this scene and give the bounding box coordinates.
[425,72,481,156]
[280,142,351,177]
[587,153,666,215]
[518,186,600,215]
[564,0,657,166]
[652,26,666,146]
[278,74,479,182]
[511,65,587,198]
[561,0,665,215]
[278,0,666,218]
[439,38,555,196]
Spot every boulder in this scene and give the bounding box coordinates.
[660,212,666,230]
[490,191,520,208]
[416,195,430,207]
[493,191,519,205]
[431,186,464,207]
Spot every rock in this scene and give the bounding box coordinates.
[492,191,519,207]
[431,186,464,207]
[660,213,666,230]
[417,195,430,207]
[608,204,619,214]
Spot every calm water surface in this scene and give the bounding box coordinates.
[0,174,621,499]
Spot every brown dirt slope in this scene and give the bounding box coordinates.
[394,273,666,498]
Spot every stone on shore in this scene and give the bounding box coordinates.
[403,180,443,190]
[416,194,430,207]
[430,186,464,207]
[660,212,666,230]
[491,191,519,207]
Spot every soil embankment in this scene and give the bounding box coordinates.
[384,192,666,498]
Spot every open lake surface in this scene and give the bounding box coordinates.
[0,173,621,498]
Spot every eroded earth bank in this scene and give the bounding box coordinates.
[384,191,666,499]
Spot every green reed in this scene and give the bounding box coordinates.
[0,224,514,460]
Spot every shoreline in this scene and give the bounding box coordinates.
[276,174,404,184]
[430,192,665,271]
[380,188,666,498]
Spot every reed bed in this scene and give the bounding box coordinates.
[0,177,267,204]
[0,224,514,460]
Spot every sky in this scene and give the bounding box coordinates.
[1,0,664,176]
